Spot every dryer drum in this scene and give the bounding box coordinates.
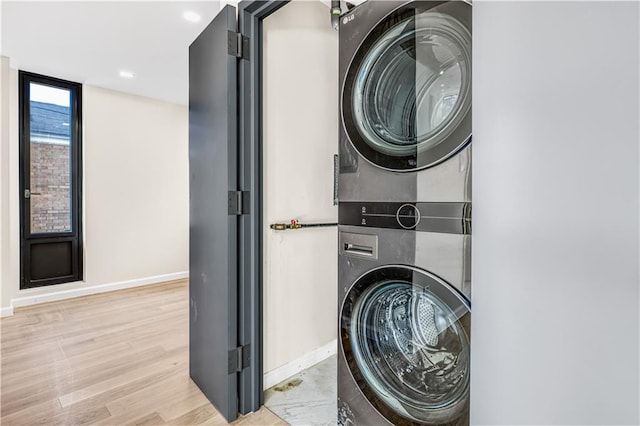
[342,1,472,172]
[341,265,471,424]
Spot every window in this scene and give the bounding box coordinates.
[19,72,83,288]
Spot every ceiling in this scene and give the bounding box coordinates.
[1,1,222,105]
[1,1,366,106]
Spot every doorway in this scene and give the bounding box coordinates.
[260,2,338,424]
[188,1,340,421]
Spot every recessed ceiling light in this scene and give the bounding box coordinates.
[119,70,135,79]
[183,11,201,23]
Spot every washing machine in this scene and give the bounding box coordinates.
[339,0,472,203]
[337,202,471,425]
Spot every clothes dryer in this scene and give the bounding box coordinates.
[339,0,472,203]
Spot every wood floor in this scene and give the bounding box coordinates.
[0,280,286,426]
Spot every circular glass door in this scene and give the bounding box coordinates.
[342,1,472,172]
[341,265,470,424]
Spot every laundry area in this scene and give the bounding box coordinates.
[188,0,639,425]
[261,1,338,424]
[189,0,475,423]
[0,0,637,425]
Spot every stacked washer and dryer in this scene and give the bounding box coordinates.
[337,1,472,425]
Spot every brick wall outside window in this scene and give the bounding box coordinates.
[29,141,71,233]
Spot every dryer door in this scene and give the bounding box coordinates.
[342,1,471,172]
[341,265,470,425]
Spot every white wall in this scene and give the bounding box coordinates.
[0,65,189,312]
[262,1,338,376]
[82,86,188,286]
[471,2,639,424]
[2,64,19,312]
[0,57,10,312]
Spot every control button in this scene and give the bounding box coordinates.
[396,204,421,230]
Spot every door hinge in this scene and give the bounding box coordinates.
[228,191,250,215]
[228,344,251,374]
[228,31,250,61]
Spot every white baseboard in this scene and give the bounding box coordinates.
[263,339,337,390]
[3,271,189,315]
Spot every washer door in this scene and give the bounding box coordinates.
[342,1,471,172]
[341,265,470,424]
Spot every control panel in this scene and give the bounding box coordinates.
[339,202,471,234]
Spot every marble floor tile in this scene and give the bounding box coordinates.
[265,355,337,426]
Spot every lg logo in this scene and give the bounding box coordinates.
[342,14,355,25]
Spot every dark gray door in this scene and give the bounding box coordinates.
[189,5,239,422]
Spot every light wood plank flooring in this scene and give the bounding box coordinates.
[0,280,286,426]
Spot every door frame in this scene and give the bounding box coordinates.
[236,0,290,414]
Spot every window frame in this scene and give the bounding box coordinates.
[19,71,83,288]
